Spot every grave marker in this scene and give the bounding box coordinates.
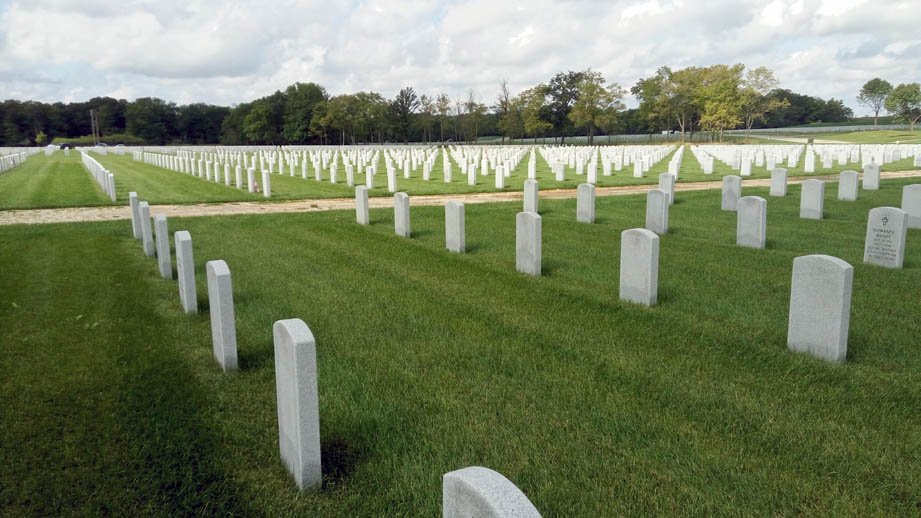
[175,231,197,314]
[863,163,880,190]
[645,189,668,235]
[445,201,465,253]
[787,255,852,363]
[523,179,538,213]
[576,183,595,224]
[721,176,741,211]
[901,185,921,229]
[273,318,321,490]
[838,171,858,201]
[863,207,908,268]
[154,214,172,279]
[355,186,369,225]
[206,260,238,372]
[515,212,541,276]
[800,179,824,220]
[619,228,659,307]
[442,466,541,518]
[770,168,787,197]
[394,192,411,237]
[129,191,140,238]
[737,196,767,249]
[139,201,155,257]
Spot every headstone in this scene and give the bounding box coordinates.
[863,207,908,268]
[645,189,668,235]
[262,170,272,198]
[576,183,595,224]
[787,255,853,363]
[769,168,787,197]
[863,163,880,190]
[515,212,541,276]
[139,201,155,257]
[658,172,675,205]
[153,214,172,279]
[247,168,255,193]
[721,175,741,211]
[394,192,410,238]
[442,466,541,518]
[445,201,465,253]
[901,184,921,229]
[175,231,197,314]
[736,196,767,249]
[206,260,238,372]
[355,186,369,225]
[800,179,824,220]
[523,179,538,213]
[619,228,659,307]
[273,318,321,490]
[838,171,859,201]
[129,191,140,238]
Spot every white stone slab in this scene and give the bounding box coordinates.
[139,201,155,257]
[355,186,369,225]
[273,318,321,490]
[737,196,766,249]
[523,179,538,213]
[769,168,787,197]
[838,171,858,201]
[800,179,824,220]
[443,466,540,518]
[175,231,197,314]
[863,163,880,190]
[394,192,411,237]
[445,201,465,253]
[515,211,541,276]
[645,189,668,235]
[154,214,172,279]
[787,255,853,363]
[576,183,595,224]
[901,184,921,229]
[619,228,659,307]
[863,206,908,268]
[721,175,741,211]
[206,260,238,372]
[129,191,140,238]
[658,172,675,205]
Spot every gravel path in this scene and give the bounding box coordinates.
[3,171,920,226]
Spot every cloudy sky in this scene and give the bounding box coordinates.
[1,0,918,115]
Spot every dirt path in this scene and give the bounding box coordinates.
[3,171,920,226]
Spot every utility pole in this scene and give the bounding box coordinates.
[90,109,100,145]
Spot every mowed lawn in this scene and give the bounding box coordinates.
[0,153,111,209]
[1,175,920,514]
[807,130,921,144]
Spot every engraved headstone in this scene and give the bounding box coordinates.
[273,318,321,490]
[619,228,659,307]
[863,207,908,268]
[206,260,238,371]
[523,179,538,213]
[787,255,852,363]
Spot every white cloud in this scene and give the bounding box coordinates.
[0,0,919,116]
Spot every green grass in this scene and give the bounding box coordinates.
[2,175,921,515]
[800,130,921,145]
[0,153,111,209]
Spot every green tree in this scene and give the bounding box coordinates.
[857,78,893,127]
[435,93,451,142]
[696,64,744,140]
[740,66,789,136]
[282,82,327,144]
[125,97,177,144]
[35,130,47,146]
[885,83,921,132]
[417,94,435,143]
[568,70,625,145]
[242,92,284,144]
[546,70,586,144]
[517,85,552,143]
[390,87,419,143]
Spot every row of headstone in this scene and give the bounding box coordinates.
[128,192,238,371]
[0,148,37,173]
[80,152,117,202]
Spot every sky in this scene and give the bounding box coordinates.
[0,0,919,116]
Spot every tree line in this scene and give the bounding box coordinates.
[857,78,921,131]
[0,64,861,147]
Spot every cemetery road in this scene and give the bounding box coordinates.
[2,170,921,226]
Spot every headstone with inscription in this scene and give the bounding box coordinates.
[863,207,908,268]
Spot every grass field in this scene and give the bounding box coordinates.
[2,174,920,515]
[0,153,111,210]
[804,130,921,144]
